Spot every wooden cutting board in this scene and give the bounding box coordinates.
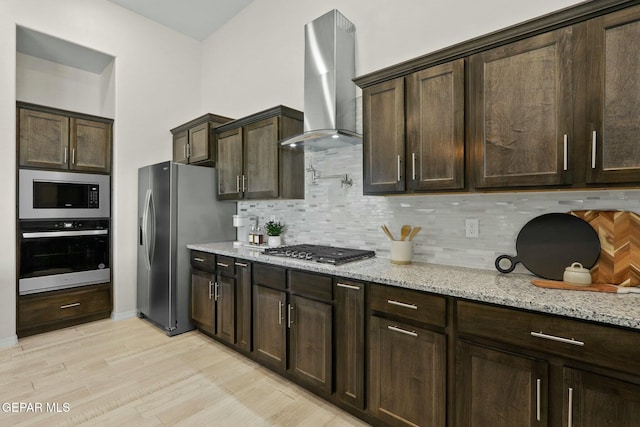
[569,210,640,287]
[531,278,640,293]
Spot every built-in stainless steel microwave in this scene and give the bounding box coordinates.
[19,169,110,219]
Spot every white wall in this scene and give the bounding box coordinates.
[200,0,583,116]
[0,0,203,345]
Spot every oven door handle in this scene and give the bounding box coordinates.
[22,230,109,238]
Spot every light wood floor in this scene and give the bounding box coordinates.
[0,318,369,426]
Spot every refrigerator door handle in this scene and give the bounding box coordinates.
[142,189,156,270]
[148,190,156,265]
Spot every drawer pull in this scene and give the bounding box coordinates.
[193,257,205,262]
[208,281,213,299]
[337,282,360,290]
[60,302,80,309]
[567,387,574,427]
[216,262,229,268]
[278,301,284,325]
[531,331,584,347]
[387,325,418,337]
[235,262,248,267]
[387,299,418,310]
[563,134,568,171]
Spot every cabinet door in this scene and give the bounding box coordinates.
[70,118,111,173]
[369,316,446,427]
[235,260,252,352]
[407,60,465,191]
[335,280,365,410]
[216,128,243,200]
[564,368,640,427]
[191,269,215,335]
[252,284,286,371]
[363,78,405,194]
[586,6,640,184]
[244,117,279,199]
[188,122,211,164]
[289,295,332,394]
[215,273,236,344]
[469,28,574,188]
[18,108,69,169]
[173,130,189,164]
[456,342,548,427]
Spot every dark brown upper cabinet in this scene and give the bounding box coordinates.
[214,106,304,201]
[362,60,465,195]
[469,28,575,189]
[18,103,112,174]
[583,5,640,184]
[170,113,233,166]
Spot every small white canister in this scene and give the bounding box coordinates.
[391,241,413,265]
[563,262,592,286]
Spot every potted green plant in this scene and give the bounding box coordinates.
[265,221,285,247]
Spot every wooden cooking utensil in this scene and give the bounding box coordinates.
[408,226,422,241]
[399,225,412,241]
[381,224,395,241]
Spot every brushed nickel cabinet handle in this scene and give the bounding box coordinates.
[63,147,68,164]
[193,257,205,262]
[567,387,574,427]
[336,282,360,290]
[278,301,283,325]
[387,325,418,337]
[531,331,584,346]
[412,152,417,180]
[287,304,294,328]
[536,378,541,421]
[235,262,248,267]
[242,175,247,192]
[60,302,80,309]
[216,262,229,268]
[397,155,402,182]
[591,131,597,169]
[387,299,418,310]
[214,282,219,301]
[187,143,191,158]
[208,281,213,299]
[563,134,568,171]
[236,175,241,193]
[71,148,76,165]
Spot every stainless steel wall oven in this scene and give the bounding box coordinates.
[18,219,110,295]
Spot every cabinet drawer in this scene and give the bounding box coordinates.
[288,270,332,302]
[191,251,216,272]
[253,263,286,290]
[18,284,111,326]
[369,284,446,327]
[457,300,640,375]
[215,255,235,276]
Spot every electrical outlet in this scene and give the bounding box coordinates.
[465,219,479,238]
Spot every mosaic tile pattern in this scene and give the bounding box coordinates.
[239,145,640,272]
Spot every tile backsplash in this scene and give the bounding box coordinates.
[238,144,640,271]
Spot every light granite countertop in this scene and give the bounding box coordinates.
[188,241,640,331]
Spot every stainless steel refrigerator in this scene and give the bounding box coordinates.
[137,161,236,336]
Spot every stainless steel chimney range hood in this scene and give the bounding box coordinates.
[280,9,361,151]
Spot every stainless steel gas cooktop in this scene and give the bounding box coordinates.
[263,244,375,265]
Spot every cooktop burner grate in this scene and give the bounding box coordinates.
[263,244,375,265]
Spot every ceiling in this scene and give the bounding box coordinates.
[107,0,254,41]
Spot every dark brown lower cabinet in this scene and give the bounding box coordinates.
[369,315,446,427]
[335,279,366,410]
[252,284,287,371]
[191,269,215,335]
[456,342,549,427]
[564,368,640,427]
[234,260,252,352]
[215,273,235,345]
[288,294,332,393]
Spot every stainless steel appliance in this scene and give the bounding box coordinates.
[18,219,110,295]
[137,161,235,336]
[263,244,375,265]
[19,169,110,219]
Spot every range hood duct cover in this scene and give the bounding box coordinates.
[280,10,360,151]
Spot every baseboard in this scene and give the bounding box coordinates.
[111,310,138,321]
[0,334,18,349]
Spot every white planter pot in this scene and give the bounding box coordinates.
[267,235,282,247]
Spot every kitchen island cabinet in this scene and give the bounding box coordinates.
[18,103,112,173]
[215,106,304,201]
[170,113,233,166]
